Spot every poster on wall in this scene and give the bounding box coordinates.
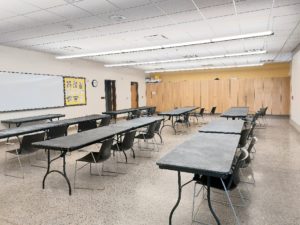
[63,77,87,106]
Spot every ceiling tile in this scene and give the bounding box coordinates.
[153,0,196,14]
[0,0,40,14]
[73,0,119,14]
[47,4,92,19]
[23,0,67,9]
[200,3,235,19]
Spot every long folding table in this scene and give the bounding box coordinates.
[157,133,241,225]
[158,107,198,134]
[221,107,249,120]
[103,108,138,122]
[103,106,156,122]
[0,114,109,141]
[1,114,65,128]
[31,117,162,195]
[1,114,65,142]
[199,118,245,135]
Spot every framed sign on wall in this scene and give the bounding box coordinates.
[63,77,87,106]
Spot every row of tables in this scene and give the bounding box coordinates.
[103,106,156,123]
[157,107,248,225]
[33,116,163,195]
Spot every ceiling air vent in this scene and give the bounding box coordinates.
[60,46,82,52]
[144,35,168,42]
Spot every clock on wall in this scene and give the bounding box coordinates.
[91,79,98,87]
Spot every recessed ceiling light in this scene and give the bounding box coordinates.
[109,15,127,21]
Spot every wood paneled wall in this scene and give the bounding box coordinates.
[146,77,290,115]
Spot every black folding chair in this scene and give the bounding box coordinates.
[74,138,115,190]
[77,120,97,132]
[99,116,111,127]
[111,130,137,164]
[5,132,46,179]
[192,148,248,224]
[189,107,205,123]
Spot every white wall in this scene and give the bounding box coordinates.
[291,47,300,132]
[0,45,146,129]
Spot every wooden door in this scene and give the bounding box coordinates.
[131,82,138,108]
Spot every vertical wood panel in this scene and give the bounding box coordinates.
[263,78,273,113]
[253,79,264,111]
[146,77,290,115]
[280,77,290,115]
[271,78,281,115]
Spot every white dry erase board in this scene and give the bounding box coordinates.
[0,71,65,112]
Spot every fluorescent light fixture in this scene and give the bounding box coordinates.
[144,63,264,74]
[56,31,273,59]
[104,50,266,67]
[211,31,273,42]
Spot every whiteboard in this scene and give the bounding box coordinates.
[0,71,64,112]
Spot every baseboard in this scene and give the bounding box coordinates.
[290,119,300,133]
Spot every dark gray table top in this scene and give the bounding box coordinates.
[51,114,109,126]
[199,118,244,134]
[103,108,138,115]
[32,126,128,151]
[0,114,108,139]
[137,106,155,110]
[1,114,65,124]
[157,133,241,177]
[110,117,163,129]
[221,107,249,118]
[158,107,198,116]
[0,123,57,139]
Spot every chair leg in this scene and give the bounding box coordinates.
[220,178,241,225]
[5,151,24,179]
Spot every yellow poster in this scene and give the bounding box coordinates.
[64,77,86,106]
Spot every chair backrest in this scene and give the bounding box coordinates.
[121,130,137,150]
[199,108,205,116]
[99,116,111,127]
[97,138,114,161]
[78,120,97,132]
[148,107,156,116]
[210,106,216,114]
[245,137,257,164]
[238,127,251,148]
[249,122,257,138]
[47,125,69,140]
[263,107,268,116]
[145,122,157,138]
[154,120,162,133]
[20,132,46,153]
[229,148,249,188]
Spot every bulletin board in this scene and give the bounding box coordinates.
[63,77,87,106]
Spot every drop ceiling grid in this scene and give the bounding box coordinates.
[0,0,298,70]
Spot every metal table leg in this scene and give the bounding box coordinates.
[43,149,72,195]
[168,172,193,225]
[207,176,221,225]
[160,116,177,135]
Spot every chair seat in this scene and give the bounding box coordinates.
[111,143,130,151]
[135,133,154,139]
[193,174,238,191]
[76,152,107,163]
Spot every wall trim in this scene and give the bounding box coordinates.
[290,119,300,133]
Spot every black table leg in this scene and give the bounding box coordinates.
[43,149,72,195]
[169,171,182,225]
[207,176,221,225]
[160,116,176,135]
